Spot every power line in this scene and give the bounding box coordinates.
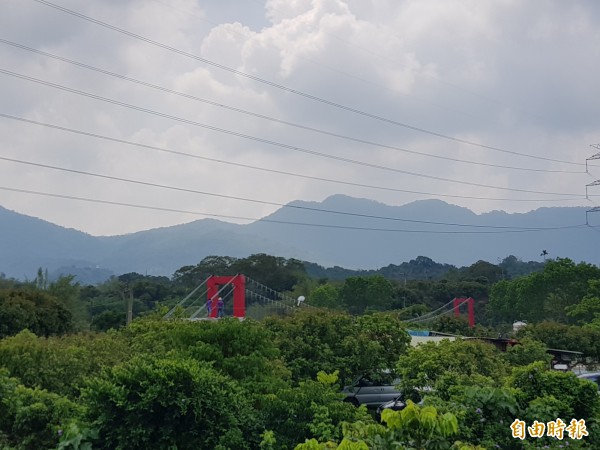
[0,39,583,175]
[2,153,586,231]
[244,0,558,128]
[118,0,561,132]
[211,0,577,132]
[30,0,585,167]
[0,113,592,204]
[0,185,589,234]
[0,69,586,198]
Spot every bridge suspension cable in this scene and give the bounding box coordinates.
[163,275,312,321]
[403,298,458,324]
[163,277,210,319]
[245,277,315,309]
[190,279,236,319]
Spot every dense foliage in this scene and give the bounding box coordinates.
[82,357,260,450]
[264,310,410,384]
[488,258,600,324]
[0,313,401,449]
[397,342,599,450]
[0,253,599,448]
[0,253,562,337]
[0,289,72,338]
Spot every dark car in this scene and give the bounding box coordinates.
[577,372,600,390]
[341,371,402,408]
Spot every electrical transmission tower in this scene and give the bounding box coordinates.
[587,143,600,173]
[587,144,600,225]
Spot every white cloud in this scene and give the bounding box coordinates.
[0,0,598,236]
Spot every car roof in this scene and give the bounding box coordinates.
[576,372,600,381]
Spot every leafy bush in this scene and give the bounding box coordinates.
[0,289,72,338]
[259,371,372,449]
[294,401,483,450]
[265,310,410,384]
[397,339,509,397]
[502,338,553,367]
[455,386,520,449]
[0,330,131,397]
[81,356,261,450]
[510,362,600,420]
[123,317,290,392]
[0,370,80,450]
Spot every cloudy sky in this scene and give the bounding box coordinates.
[1,0,599,236]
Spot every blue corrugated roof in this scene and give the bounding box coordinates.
[407,330,430,337]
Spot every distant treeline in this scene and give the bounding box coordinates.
[304,254,545,281]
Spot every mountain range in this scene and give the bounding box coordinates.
[1,195,597,282]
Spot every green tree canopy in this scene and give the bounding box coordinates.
[265,310,410,384]
[123,317,290,393]
[397,339,509,398]
[0,330,132,398]
[488,258,600,324]
[0,369,81,450]
[0,289,73,338]
[339,276,395,314]
[172,254,307,293]
[566,279,600,325]
[82,357,260,450]
[309,284,341,309]
[516,321,600,362]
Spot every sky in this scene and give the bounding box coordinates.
[1,0,599,236]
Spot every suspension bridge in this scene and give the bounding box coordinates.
[163,273,475,327]
[163,274,312,321]
[403,296,475,327]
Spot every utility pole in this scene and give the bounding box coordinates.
[400,272,407,309]
[122,282,133,326]
[127,286,133,326]
[585,145,600,228]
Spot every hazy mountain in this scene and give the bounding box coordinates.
[247,195,597,269]
[0,206,106,279]
[0,206,312,280]
[1,196,597,281]
[93,219,317,276]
